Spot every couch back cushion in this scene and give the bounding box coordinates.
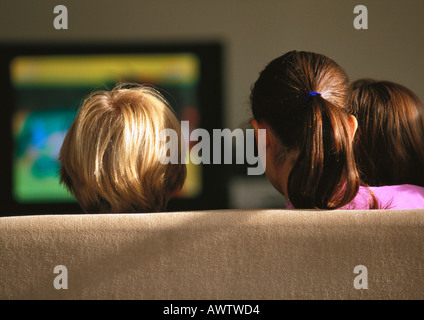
[1,209,423,299]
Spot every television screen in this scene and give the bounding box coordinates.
[1,43,226,215]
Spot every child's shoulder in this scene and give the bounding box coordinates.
[364,184,424,210]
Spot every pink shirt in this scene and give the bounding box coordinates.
[286,184,424,210]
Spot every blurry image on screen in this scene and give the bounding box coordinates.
[11,53,202,203]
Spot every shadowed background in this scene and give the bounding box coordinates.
[1,0,423,210]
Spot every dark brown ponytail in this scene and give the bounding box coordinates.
[251,50,376,209]
[288,96,360,208]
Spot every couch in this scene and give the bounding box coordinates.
[1,208,423,300]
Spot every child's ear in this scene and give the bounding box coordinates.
[348,115,358,141]
[250,118,260,139]
[250,118,270,148]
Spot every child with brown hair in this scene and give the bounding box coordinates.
[249,50,424,209]
[350,78,424,187]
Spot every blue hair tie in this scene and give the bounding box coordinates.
[305,91,321,103]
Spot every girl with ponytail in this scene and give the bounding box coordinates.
[250,50,424,209]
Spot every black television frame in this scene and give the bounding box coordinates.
[0,41,227,216]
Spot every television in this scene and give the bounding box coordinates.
[0,42,227,216]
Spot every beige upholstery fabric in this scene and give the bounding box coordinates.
[1,209,423,300]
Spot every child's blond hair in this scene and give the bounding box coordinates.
[59,83,187,213]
